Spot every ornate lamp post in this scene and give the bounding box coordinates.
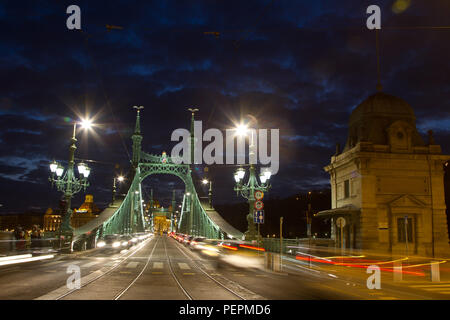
[234,165,272,240]
[202,178,213,209]
[49,120,92,249]
[112,175,124,204]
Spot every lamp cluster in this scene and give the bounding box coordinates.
[234,167,272,185]
[49,159,91,193]
[234,166,271,199]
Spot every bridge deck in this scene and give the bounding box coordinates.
[73,199,124,239]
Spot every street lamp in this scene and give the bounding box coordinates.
[112,175,125,204]
[232,119,271,241]
[202,178,213,209]
[48,120,93,249]
[234,165,271,241]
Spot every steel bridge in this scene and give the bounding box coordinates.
[72,108,243,245]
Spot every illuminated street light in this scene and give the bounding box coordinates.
[201,178,213,209]
[234,165,271,241]
[112,175,125,203]
[55,164,64,177]
[77,162,87,176]
[235,123,249,137]
[48,120,93,250]
[80,118,93,130]
[49,160,58,173]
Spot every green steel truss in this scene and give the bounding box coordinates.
[99,152,223,239]
[100,166,145,236]
[97,111,225,240]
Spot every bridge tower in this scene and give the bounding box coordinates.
[132,106,144,168]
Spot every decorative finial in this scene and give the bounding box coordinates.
[188,107,199,116]
[133,106,144,135]
[133,105,144,114]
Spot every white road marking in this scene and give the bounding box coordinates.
[61,261,81,267]
[126,262,139,269]
[35,270,103,300]
[80,261,101,268]
[178,263,191,270]
[152,262,163,269]
[42,261,65,267]
[103,261,116,267]
[203,263,214,270]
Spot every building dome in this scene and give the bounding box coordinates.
[344,92,425,151]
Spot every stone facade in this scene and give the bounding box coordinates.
[319,92,450,257]
[43,195,100,231]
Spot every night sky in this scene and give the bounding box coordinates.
[1,0,449,212]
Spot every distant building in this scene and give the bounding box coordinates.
[70,194,100,228]
[1,195,102,233]
[0,211,45,232]
[43,194,101,231]
[152,205,174,234]
[318,92,450,256]
[43,207,61,232]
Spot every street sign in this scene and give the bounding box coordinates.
[254,200,264,210]
[336,217,346,228]
[254,210,264,224]
[254,190,264,200]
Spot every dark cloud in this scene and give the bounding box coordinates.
[0,0,449,212]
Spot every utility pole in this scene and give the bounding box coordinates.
[307,191,312,251]
[280,217,283,268]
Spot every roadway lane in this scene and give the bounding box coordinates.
[0,235,449,300]
[115,235,242,300]
[0,243,137,299]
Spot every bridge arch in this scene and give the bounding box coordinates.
[73,110,243,243]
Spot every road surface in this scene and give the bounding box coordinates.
[0,235,449,300]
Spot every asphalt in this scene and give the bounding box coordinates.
[0,235,449,300]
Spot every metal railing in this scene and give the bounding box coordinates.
[0,231,59,256]
[261,238,335,254]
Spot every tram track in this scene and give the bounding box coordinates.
[113,237,160,300]
[167,237,251,300]
[50,235,261,300]
[53,236,157,300]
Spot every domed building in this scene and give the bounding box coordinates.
[318,91,450,256]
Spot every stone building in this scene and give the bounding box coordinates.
[71,194,100,228]
[43,207,62,232]
[43,195,100,231]
[318,91,450,257]
[0,211,45,232]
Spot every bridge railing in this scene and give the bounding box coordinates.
[261,238,335,254]
[0,231,59,255]
[101,167,145,236]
